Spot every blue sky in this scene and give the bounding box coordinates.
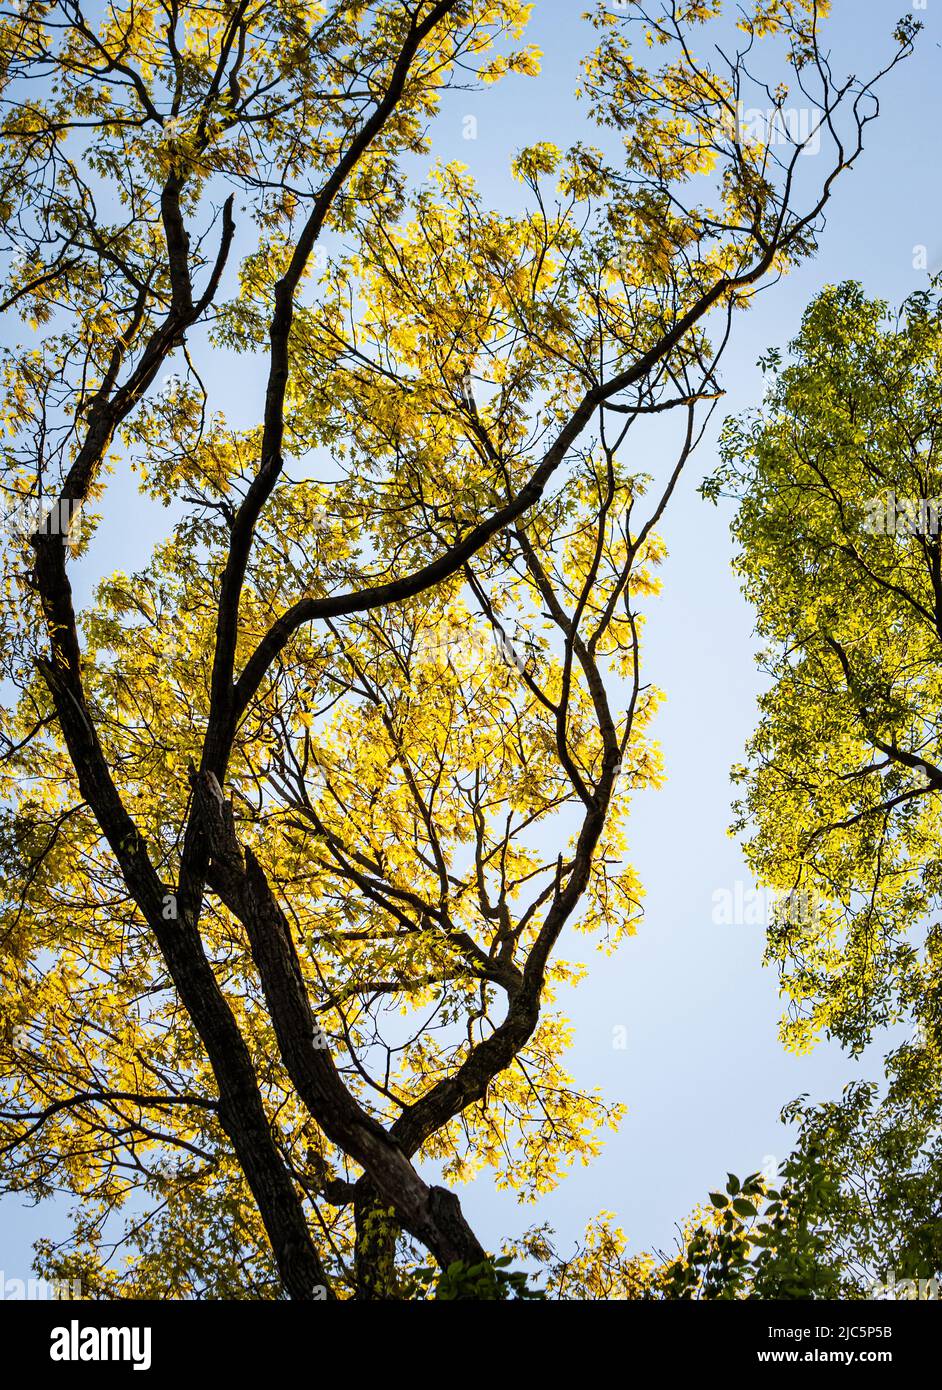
[2,0,939,1282]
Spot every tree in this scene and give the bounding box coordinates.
[712,283,942,1056]
[0,0,916,1299]
[772,1072,942,1295]
[707,279,942,1295]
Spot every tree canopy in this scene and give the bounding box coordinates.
[708,280,942,1295]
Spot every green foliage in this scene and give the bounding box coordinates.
[403,1256,545,1301]
[701,278,942,1297]
[657,1157,844,1300]
[711,280,942,1055]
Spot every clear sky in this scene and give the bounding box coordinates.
[2,0,939,1283]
